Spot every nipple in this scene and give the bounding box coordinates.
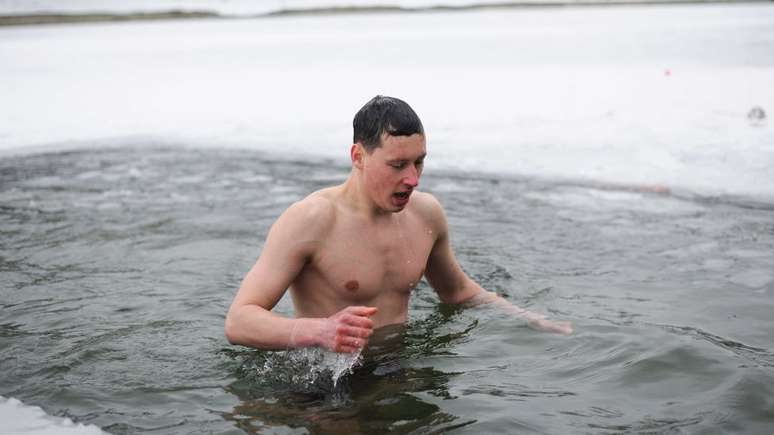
[345,280,359,292]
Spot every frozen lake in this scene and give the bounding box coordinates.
[1,3,773,201]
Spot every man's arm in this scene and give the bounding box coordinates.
[224,198,376,352]
[420,194,572,335]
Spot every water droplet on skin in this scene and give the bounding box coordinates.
[406,260,411,264]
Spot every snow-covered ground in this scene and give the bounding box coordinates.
[3,4,772,199]
[0,397,105,435]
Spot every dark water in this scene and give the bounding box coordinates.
[1,146,773,434]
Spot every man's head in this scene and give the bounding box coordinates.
[353,95,424,153]
[350,96,426,213]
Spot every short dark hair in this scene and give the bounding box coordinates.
[353,95,424,152]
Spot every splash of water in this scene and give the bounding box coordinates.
[255,347,363,392]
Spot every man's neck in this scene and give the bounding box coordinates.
[339,172,395,221]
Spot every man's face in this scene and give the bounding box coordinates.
[361,133,426,213]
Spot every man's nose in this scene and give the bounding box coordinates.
[403,166,419,187]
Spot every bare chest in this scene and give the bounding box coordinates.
[309,220,434,301]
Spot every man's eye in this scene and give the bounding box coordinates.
[391,162,407,169]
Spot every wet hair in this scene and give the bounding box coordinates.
[353,95,424,153]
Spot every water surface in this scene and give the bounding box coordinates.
[2,146,773,434]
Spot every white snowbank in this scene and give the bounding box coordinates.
[0,397,104,435]
[1,4,772,199]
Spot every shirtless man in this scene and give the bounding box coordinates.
[225,96,572,353]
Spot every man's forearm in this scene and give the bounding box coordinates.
[224,305,320,350]
[463,290,573,335]
[224,304,377,352]
[464,290,543,320]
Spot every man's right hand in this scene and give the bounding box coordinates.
[313,306,377,353]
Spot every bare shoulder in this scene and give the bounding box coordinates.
[273,188,338,242]
[288,188,337,221]
[409,191,447,229]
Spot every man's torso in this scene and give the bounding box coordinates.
[289,188,438,327]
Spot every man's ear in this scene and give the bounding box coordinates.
[351,143,365,169]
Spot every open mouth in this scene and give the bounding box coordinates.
[393,191,411,200]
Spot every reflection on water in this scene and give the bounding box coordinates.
[1,146,774,434]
